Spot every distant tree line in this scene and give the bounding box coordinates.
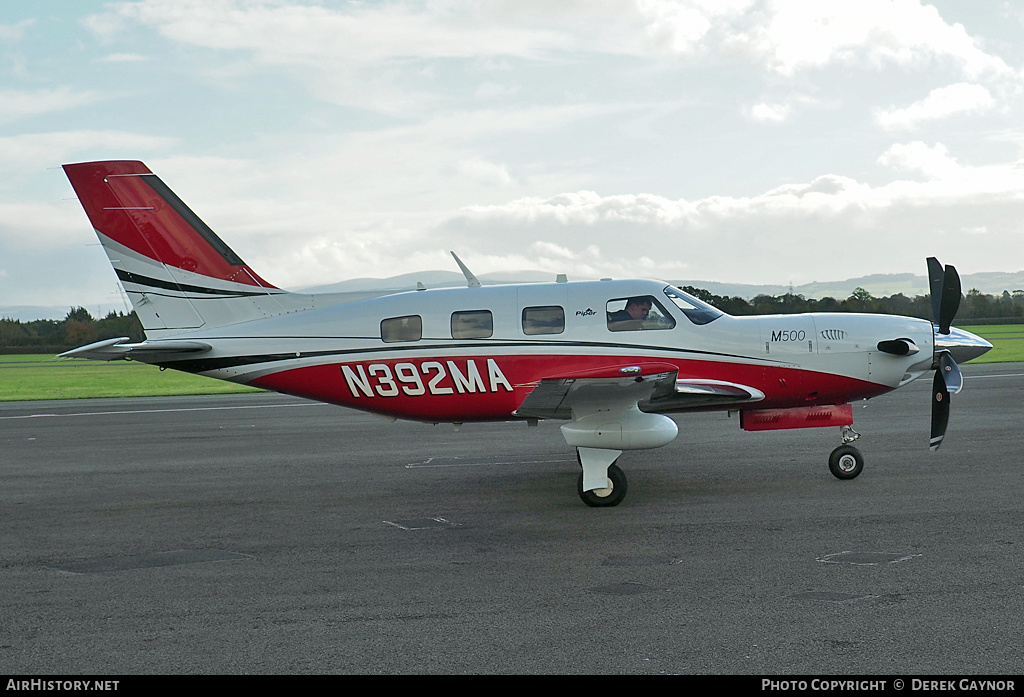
[2,286,1023,354]
[0,308,144,354]
[680,286,1024,323]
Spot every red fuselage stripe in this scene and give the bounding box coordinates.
[248,354,890,422]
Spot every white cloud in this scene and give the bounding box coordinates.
[474,81,520,99]
[0,201,92,249]
[736,0,1013,78]
[877,141,960,179]
[0,88,104,125]
[456,157,514,186]
[875,83,995,129]
[0,19,34,41]
[530,240,575,258]
[750,102,790,122]
[89,0,572,113]
[430,146,1024,283]
[10,1,1024,305]
[0,131,178,169]
[98,53,148,62]
[88,0,1015,116]
[638,0,714,52]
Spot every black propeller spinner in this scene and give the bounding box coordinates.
[927,257,963,451]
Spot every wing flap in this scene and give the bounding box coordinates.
[514,367,678,420]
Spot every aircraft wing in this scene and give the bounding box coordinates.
[514,363,764,420]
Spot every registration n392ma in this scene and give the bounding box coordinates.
[342,358,513,398]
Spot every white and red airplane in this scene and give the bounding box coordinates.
[61,160,992,506]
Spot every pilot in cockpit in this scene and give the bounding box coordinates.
[607,297,652,330]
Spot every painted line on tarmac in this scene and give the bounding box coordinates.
[407,456,572,469]
[0,402,327,420]
[964,373,1024,380]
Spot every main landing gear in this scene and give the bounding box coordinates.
[576,448,628,507]
[828,425,864,480]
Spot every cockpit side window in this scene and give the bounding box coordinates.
[662,286,723,325]
[606,296,676,332]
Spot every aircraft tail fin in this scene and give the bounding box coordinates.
[63,160,307,338]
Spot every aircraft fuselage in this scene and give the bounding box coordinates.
[148,278,936,423]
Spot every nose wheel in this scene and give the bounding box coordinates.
[828,424,864,480]
[829,444,864,480]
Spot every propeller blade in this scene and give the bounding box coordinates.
[938,350,963,394]
[927,256,944,325]
[930,370,950,451]
[938,264,961,335]
[927,258,966,451]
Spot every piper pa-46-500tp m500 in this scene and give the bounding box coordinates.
[61,160,992,507]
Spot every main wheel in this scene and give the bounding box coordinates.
[829,445,864,480]
[577,463,628,507]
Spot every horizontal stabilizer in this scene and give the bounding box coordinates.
[60,337,212,361]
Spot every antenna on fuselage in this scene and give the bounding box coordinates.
[450,251,481,288]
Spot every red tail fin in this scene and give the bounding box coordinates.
[62,160,276,288]
[64,160,307,337]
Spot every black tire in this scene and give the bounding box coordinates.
[829,445,864,480]
[577,462,628,507]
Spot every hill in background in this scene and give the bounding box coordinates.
[6,269,1024,321]
[301,268,1024,299]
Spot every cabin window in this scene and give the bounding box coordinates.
[451,310,493,339]
[606,296,676,332]
[522,306,565,335]
[381,315,422,343]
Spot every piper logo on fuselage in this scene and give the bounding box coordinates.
[342,358,513,398]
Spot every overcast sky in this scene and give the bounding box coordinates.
[3,0,1024,311]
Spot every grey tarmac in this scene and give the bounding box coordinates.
[1,362,1022,674]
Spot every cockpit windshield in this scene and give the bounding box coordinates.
[663,286,724,325]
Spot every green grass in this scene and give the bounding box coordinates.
[1,325,1019,401]
[0,355,262,401]
[963,324,1024,363]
